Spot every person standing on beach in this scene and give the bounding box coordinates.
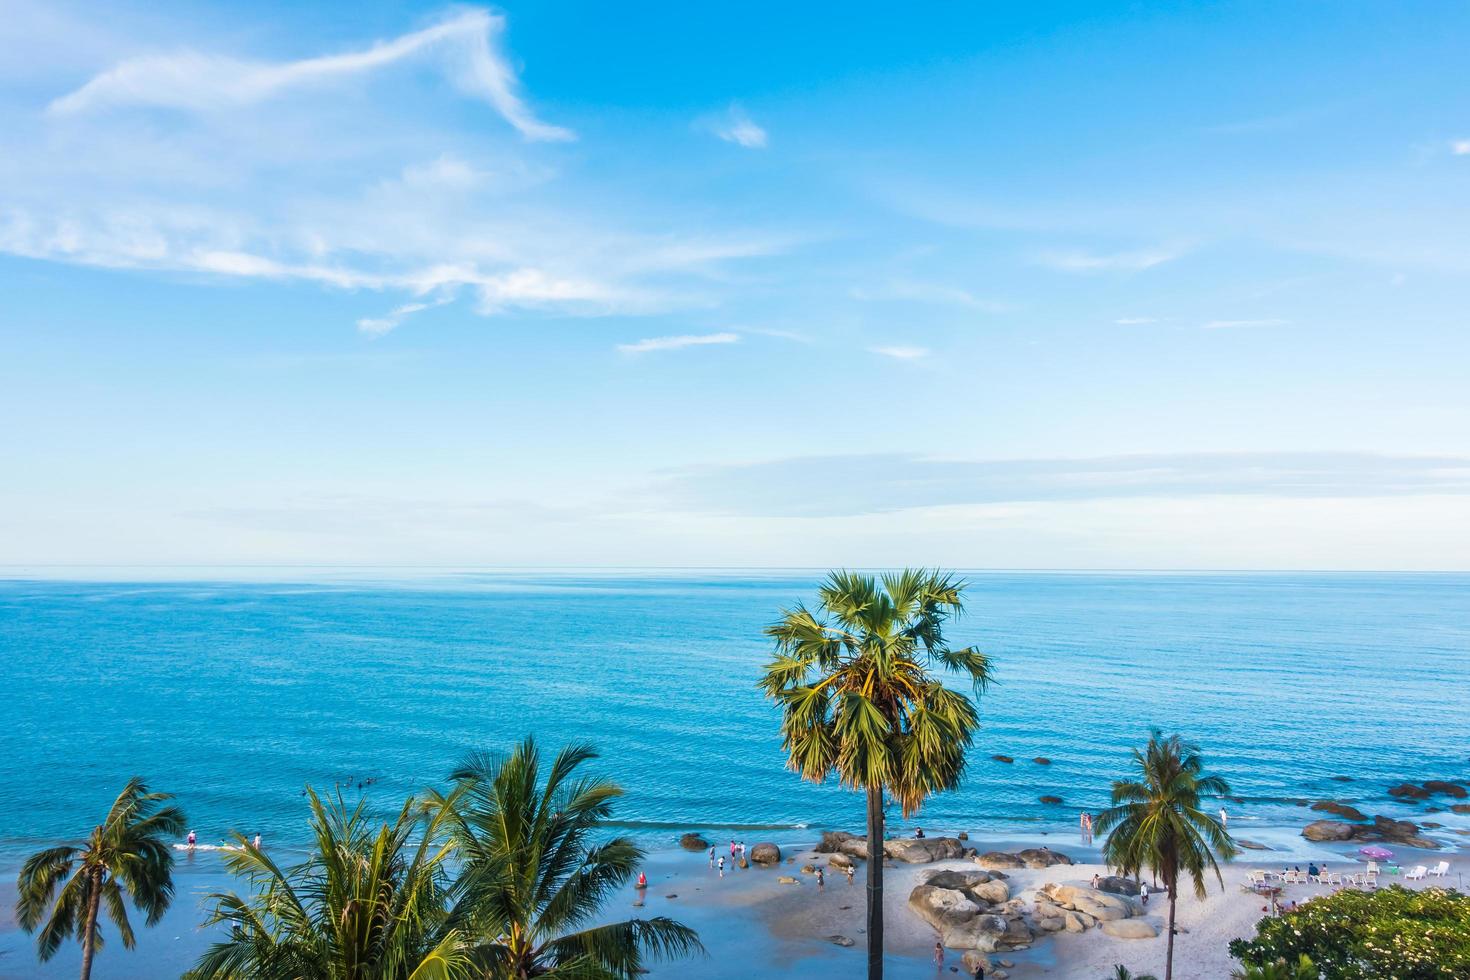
[933,941,944,968]
[845,864,855,885]
[252,834,262,850]
[1140,882,1149,906]
[709,846,715,867]
[187,830,196,849]
[730,839,737,859]
[717,856,725,877]
[1220,806,1229,830]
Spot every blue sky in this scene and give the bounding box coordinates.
[2,0,1469,569]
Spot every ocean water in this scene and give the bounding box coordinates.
[2,571,1468,864]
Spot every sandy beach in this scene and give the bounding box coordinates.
[1,822,1465,978]
[588,826,1467,980]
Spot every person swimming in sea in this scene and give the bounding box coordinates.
[187,830,197,848]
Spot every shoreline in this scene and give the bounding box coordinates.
[3,823,1464,979]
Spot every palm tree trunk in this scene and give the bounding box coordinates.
[79,868,103,980]
[1164,886,1177,980]
[865,785,884,980]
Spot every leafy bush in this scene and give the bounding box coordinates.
[1228,886,1470,978]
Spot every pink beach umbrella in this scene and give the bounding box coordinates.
[1358,845,1393,859]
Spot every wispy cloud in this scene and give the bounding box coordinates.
[617,332,741,354]
[852,280,1008,312]
[356,297,452,336]
[657,452,1470,518]
[1114,316,1159,325]
[1452,139,1470,156]
[1035,246,1183,272]
[703,103,768,149]
[1202,318,1292,329]
[48,9,574,142]
[868,345,929,360]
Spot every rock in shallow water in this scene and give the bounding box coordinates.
[679,833,710,851]
[1302,819,1356,841]
[749,842,781,865]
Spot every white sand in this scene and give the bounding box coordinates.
[659,842,1468,979]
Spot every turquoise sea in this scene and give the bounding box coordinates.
[3,571,1469,866]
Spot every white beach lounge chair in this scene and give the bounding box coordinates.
[1367,861,1379,875]
[1246,870,1267,885]
[1404,865,1428,880]
[1428,861,1449,878]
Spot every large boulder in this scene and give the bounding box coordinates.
[923,870,1011,906]
[1102,919,1158,939]
[1037,883,1137,922]
[885,836,965,863]
[1388,783,1431,800]
[1096,876,1141,896]
[941,913,1033,952]
[1017,847,1073,868]
[972,879,1011,905]
[1362,816,1440,850]
[908,885,982,932]
[679,833,710,851]
[1302,819,1356,841]
[1425,781,1469,799]
[749,842,782,866]
[826,851,854,869]
[815,831,873,860]
[925,869,992,890]
[1311,800,1368,822]
[977,851,1025,869]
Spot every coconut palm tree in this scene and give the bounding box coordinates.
[1231,955,1317,980]
[433,738,702,978]
[1110,968,1159,980]
[16,777,186,980]
[1095,732,1239,980]
[759,569,992,980]
[189,789,468,979]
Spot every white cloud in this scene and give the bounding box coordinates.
[1034,246,1182,272]
[48,9,574,142]
[706,104,768,149]
[868,345,929,360]
[1452,140,1470,156]
[617,332,741,354]
[1114,316,1159,325]
[1202,318,1293,329]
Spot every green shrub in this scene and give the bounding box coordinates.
[1228,886,1470,978]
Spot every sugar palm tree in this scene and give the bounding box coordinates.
[16,777,186,980]
[760,569,992,980]
[1095,732,1239,980]
[189,789,468,979]
[433,738,702,979]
